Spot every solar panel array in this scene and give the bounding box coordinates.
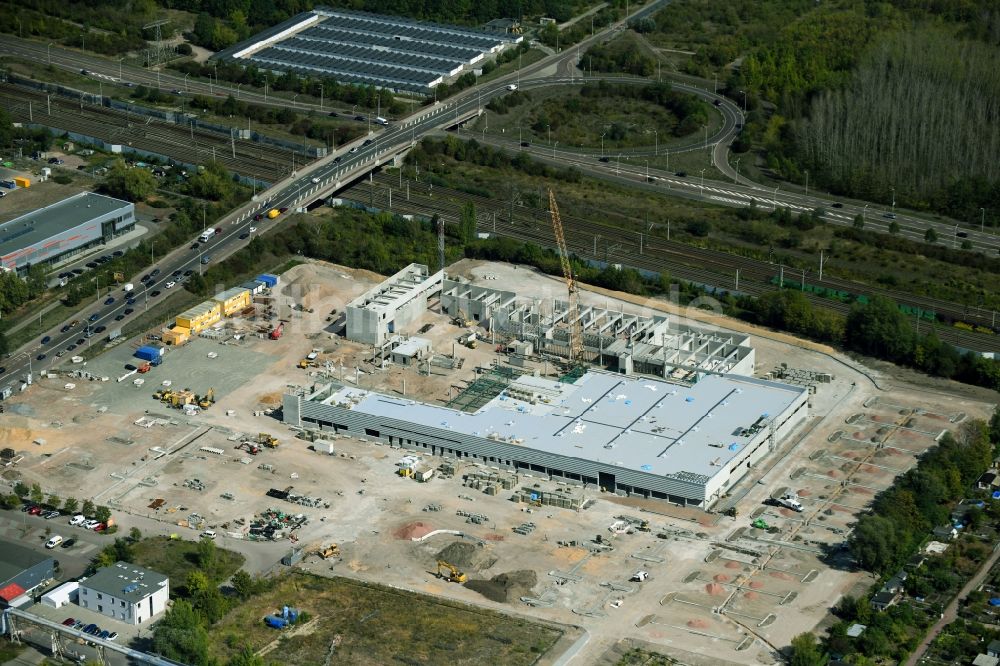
[239,8,520,94]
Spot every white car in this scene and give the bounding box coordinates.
[69,514,86,526]
[249,226,257,234]
[506,83,518,91]
[165,281,176,289]
[311,176,320,184]
[82,519,100,529]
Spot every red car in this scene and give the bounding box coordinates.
[62,618,76,626]
[93,522,106,532]
[28,506,43,515]
[214,227,222,235]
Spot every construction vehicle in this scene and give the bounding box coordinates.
[237,442,260,455]
[752,518,771,530]
[451,305,474,328]
[269,321,285,340]
[774,494,804,512]
[258,433,279,448]
[637,520,651,532]
[317,544,340,559]
[398,467,413,478]
[436,560,467,584]
[548,189,582,361]
[197,388,215,409]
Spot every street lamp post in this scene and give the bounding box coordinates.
[890,186,895,215]
[601,132,606,157]
[546,124,551,146]
[616,153,621,175]
[184,73,189,92]
[653,129,658,156]
[734,158,740,185]
[119,57,124,82]
[236,83,242,100]
[47,43,52,65]
[804,170,808,196]
[700,169,706,195]
[981,207,985,233]
[552,141,557,158]
[863,203,868,222]
[292,93,300,108]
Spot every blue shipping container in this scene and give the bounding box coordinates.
[264,616,287,629]
[134,345,162,362]
[256,274,278,288]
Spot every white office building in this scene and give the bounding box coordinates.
[78,562,169,625]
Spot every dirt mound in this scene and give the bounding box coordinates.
[748,581,764,589]
[466,570,537,603]
[724,561,742,570]
[687,619,710,629]
[436,541,496,570]
[796,489,812,497]
[257,392,282,406]
[704,583,725,595]
[713,574,730,582]
[394,521,433,540]
[769,571,794,581]
[483,534,505,541]
[744,591,759,601]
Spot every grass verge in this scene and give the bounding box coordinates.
[209,572,562,665]
[132,536,244,586]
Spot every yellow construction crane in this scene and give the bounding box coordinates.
[548,189,583,362]
[436,559,468,583]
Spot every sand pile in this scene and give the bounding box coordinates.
[466,570,537,603]
[769,571,794,581]
[436,541,496,570]
[705,583,725,595]
[796,489,812,497]
[394,521,434,540]
[713,574,730,582]
[749,581,764,589]
[745,591,759,600]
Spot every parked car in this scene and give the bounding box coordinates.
[28,506,43,515]
[45,535,63,549]
[88,313,99,322]
[124,308,134,315]
[150,290,162,297]
[43,510,61,519]
[61,325,71,333]
[114,314,125,321]
[99,630,110,640]
[82,519,100,529]
[166,281,176,289]
[61,538,76,549]
[62,618,76,626]
[41,335,51,344]
[104,297,115,305]
[94,326,106,333]
[36,353,46,361]
[239,233,249,240]
[150,268,161,277]
[106,632,118,641]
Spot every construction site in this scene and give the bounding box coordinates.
[0,197,995,664]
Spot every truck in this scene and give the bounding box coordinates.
[775,494,804,512]
[123,283,134,293]
[134,345,164,365]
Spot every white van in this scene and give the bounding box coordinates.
[198,229,214,243]
[375,116,389,126]
[45,535,63,549]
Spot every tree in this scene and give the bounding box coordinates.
[94,506,111,524]
[853,214,864,230]
[102,159,155,202]
[63,497,79,514]
[185,272,209,296]
[197,538,218,576]
[14,482,28,498]
[152,600,210,664]
[459,202,477,243]
[844,296,914,363]
[129,527,142,542]
[46,493,60,508]
[231,570,254,599]
[82,499,96,517]
[29,483,43,504]
[789,632,828,666]
[228,645,264,666]
[0,331,7,357]
[888,220,900,234]
[924,227,938,243]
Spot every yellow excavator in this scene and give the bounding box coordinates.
[436,560,467,584]
[317,544,340,559]
[258,432,279,448]
[198,388,215,409]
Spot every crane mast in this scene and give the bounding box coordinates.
[548,189,583,362]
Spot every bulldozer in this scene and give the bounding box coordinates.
[258,433,279,448]
[198,388,215,409]
[636,520,651,532]
[317,544,340,559]
[436,560,467,584]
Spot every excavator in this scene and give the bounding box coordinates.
[198,388,215,409]
[258,433,279,448]
[317,544,340,559]
[436,560,467,584]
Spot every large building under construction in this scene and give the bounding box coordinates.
[285,265,809,507]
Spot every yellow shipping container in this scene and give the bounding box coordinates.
[162,326,191,346]
[213,288,251,317]
[175,300,221,334]
[13,176,30,188]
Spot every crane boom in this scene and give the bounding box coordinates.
[548,189,582,362]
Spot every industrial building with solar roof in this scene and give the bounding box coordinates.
[0,192,134,274]
[215,7,523,93]
[284,370,808,508]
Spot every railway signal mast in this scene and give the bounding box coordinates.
[548,189,583,362]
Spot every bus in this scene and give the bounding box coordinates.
[198,229,213,243]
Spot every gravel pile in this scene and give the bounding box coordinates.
[466,570,538,603]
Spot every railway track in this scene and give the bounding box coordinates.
[0,82,306,183]
[344,172,998,353]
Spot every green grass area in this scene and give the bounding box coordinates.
[0,637,25,662]
[208,572,562,665]
[478,48,547,85]
[132,536,244,586]
[476,83,719,153]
